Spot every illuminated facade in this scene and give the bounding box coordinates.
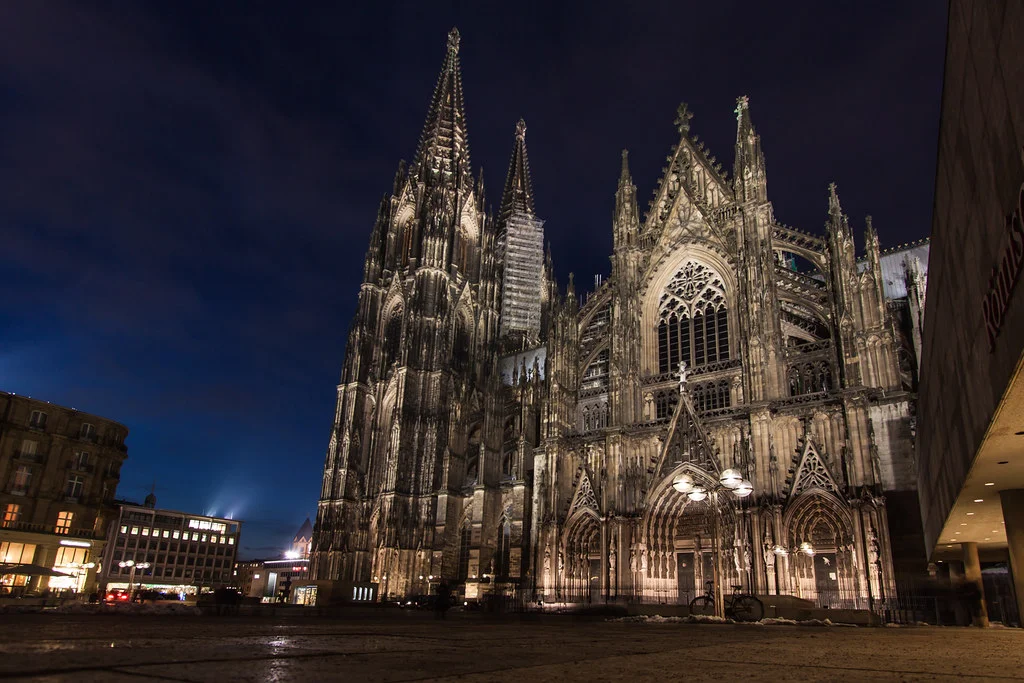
[0,390,127,596]
[312,29,929,611]
[97,500,241,595]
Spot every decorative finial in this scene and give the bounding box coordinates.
[515,118,527,140]
[828,182,841,212]
[734,95,750,121]
[447,27,460,54]
[674,102,694,134]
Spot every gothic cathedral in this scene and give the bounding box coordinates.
[311,29,929,609]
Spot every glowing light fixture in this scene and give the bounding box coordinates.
[733,479,753,498]
[799,542,815,557]
[672,473,694,493]
[719,469,742,488]
[686,485,708,502]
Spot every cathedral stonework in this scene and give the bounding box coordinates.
[311,29,928,610]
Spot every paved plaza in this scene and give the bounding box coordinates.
[0,611,1021,682]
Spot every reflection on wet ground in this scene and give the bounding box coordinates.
[0,610,1021,681]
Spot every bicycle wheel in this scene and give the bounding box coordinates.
[729,594,764,622]
[688,595,716,617]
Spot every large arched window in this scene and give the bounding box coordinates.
[457,524,472,579]
[495,519,511,578]
[452,313,472,372]
[383,307,404,368]
[657,261,729,373]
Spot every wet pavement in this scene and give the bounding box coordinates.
[0,610,1021,681]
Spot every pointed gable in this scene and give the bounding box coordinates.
[293,517,314,543]
[790,439,841,497]
[569,468,600,515]
[652,388,721,484]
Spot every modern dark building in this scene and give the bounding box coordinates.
[918,0,1024,625]
[97,498,242,598]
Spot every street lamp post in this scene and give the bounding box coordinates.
[672,468,754,616]
[118,559,151,596]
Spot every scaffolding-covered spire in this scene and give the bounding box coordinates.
[499,118,536,225]
[412,28,472,184]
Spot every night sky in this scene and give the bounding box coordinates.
[0,2,947,558]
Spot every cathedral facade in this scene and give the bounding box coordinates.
[311,29,928,611]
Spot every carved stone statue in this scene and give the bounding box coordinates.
[678,361,689,393]
[543,548,551,575]
[609,545,617,576]
[557,550,565,575]
[630,546,638,574]
[640,548,648,573]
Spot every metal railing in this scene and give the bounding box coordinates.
[0,519,103,540]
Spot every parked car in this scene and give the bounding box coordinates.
[104,589,131,603]
[134,590,184,604]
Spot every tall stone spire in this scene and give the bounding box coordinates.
[733,95,767,202]
[499,118,536,225]
[412,28,471,184]
[613,149,640,249]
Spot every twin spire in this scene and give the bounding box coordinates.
[412,27,536,221]
[413,28,472,183]
[499,118,536,225]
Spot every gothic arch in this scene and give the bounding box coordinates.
[783,491,853,550]
[640,248,737,375]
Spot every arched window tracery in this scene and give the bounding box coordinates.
[657,261,730,373]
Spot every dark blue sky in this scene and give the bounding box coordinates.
[0,1,946,558]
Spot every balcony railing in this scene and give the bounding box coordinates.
[0,519,103,540]
[65,462,95,473]
[12,451,44,464]
[642,358,742,386]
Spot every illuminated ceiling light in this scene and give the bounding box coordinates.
[984,482,995,486]
[985,538,991,541]
[974,499,984,503]
[955,532,961,535]
[967,512,975,516]
[960,523,968,526]
[946,545,953,548]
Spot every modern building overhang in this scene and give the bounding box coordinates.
[931,352,1024,561]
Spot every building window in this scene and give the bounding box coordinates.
[65,475,85,499]
[55,511,74,535]
[163,530,170,538]
[29,411,47,429]
[0,542,37,564]
[228,538,234,545]
[80,423,96,440]
[2,504,21,527]
[74,451,90,469]
[131,526,139,535]
[172,530,180,539]
[142,528,150,536]
[657,261,730,373]
[457,525,471,579]
[495,520,511,578]
[120,525,128,533]
[12,466,32,493]
[19,440,38,458]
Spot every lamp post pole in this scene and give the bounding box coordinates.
[118,560,151,597]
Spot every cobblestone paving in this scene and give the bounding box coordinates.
[0,611,1021,681]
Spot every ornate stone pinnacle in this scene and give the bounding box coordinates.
[515,118,527,140]
[674,102,694,134]
[447,27,460,54]
[735,95,750,121]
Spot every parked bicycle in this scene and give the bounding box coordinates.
[688,581,764,622]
